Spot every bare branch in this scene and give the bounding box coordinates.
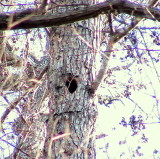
[112,0,159,43]
[90,0,159,93]
[0,0,160,30]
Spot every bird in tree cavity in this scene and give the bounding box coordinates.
[65,73,78,93]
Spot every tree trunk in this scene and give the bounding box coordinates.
[10,0,105,158]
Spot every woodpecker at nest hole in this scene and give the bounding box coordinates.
[65,73,79,93]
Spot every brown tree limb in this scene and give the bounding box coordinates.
[90,0,159,93]
[112,0,159,43]
[0,0,160,30]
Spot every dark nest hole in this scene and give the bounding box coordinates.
[65,74,78,93]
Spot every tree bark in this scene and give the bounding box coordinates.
[10,0,104,158]
[43,1,101,157]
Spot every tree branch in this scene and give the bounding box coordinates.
[0,0,160,30]
[90,0,159,93]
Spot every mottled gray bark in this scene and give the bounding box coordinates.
[9,0,105,158]
[43,0,101,158]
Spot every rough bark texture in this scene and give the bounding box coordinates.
[9,0,105,158]
[44,1,100,158]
